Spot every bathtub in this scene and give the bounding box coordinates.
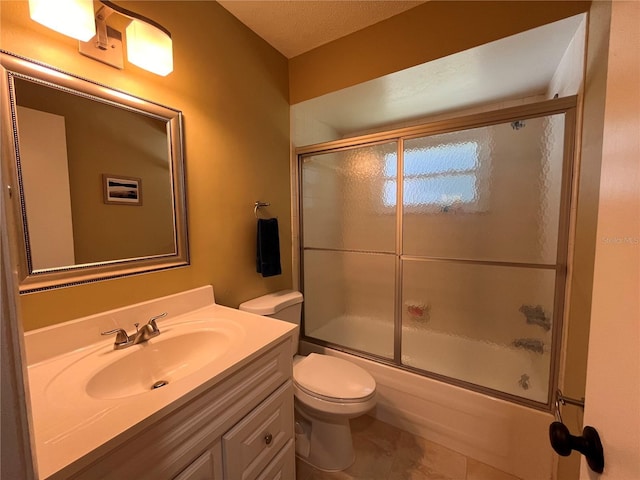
[302,316,556,480]
[307,315,551,403]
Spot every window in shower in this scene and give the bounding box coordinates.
[298,99,575,409]
[383,141,480,210]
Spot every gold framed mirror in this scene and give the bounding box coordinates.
[1,51,189,293]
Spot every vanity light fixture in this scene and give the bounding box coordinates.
[28,0,96,42]
[80,1,173,76]
[30,0,173,76]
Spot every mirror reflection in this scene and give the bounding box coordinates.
[15,78,176,269]
[2,52,188,292]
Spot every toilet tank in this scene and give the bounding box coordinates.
[238,290,303,324]
[239,290,303,355]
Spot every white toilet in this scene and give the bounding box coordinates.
[239,290,376,471]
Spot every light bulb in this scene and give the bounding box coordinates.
[28,0,96,42]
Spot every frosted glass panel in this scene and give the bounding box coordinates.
[304,250,395,358]
[402,260,556,402]
[299,103,573,409]
[402,115,565,264]
[302,142,397,252]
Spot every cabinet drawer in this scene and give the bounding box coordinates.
[256,440,294,480]
[223,381,293,480]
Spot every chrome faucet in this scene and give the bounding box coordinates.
[101,312,166,350]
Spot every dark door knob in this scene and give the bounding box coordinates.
[549,421,604,473]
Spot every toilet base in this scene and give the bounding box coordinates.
[294,405,356,471]
[296,451,355,473]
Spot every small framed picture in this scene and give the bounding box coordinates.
[103,174,142,205]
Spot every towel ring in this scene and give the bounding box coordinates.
[254,201,270,218]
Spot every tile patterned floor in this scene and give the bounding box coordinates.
[295,415,522,480]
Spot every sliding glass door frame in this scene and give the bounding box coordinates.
[295,96,577,412]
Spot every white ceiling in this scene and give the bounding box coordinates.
[292,14,585,144]
[216,0,426,58]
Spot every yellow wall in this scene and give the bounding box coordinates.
[1,1,292,330]
[289,0,591,104]
[2,0,593,335]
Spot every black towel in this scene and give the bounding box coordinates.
[256,218,282,277]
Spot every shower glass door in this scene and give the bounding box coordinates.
[299,101,574,408]
[400,115,566,403]
[301,142,398,358]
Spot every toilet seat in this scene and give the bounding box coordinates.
[294,382,375,404]
[293,353,376,402]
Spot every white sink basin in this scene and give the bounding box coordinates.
[44,320,245,403]
[86,329,236,399]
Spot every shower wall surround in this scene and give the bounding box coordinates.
[299,99,575,408]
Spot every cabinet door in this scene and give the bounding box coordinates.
[173,446,221,480]
[223,382,294,480]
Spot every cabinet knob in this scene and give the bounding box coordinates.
[264,433,273,445]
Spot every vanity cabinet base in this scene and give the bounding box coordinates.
[57,339,294,480]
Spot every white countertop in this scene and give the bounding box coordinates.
[25,287,296,479]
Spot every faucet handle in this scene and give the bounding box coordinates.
[148,312,167,332]
[101,328,130,346]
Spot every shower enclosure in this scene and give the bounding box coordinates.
[297,98,576,409]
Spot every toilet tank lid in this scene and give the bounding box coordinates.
[238,290,303,315]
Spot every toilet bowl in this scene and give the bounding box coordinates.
[293,353,376,470]
[239,290,377,471]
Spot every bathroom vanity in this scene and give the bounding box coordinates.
[24,287,297,480]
